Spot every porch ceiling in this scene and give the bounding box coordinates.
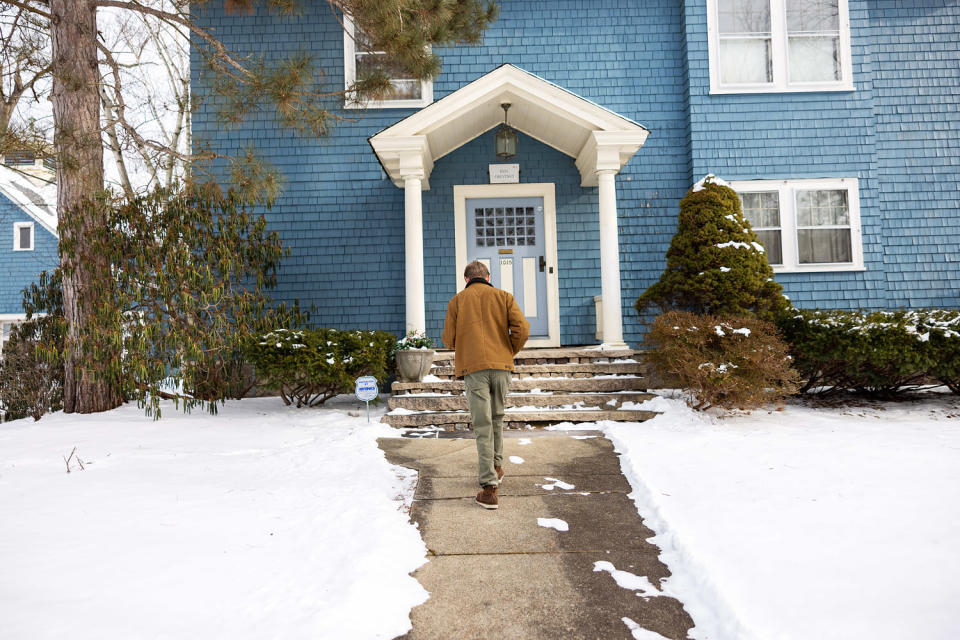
[368,64,650,188]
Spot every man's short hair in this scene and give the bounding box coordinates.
[464,260,490,280]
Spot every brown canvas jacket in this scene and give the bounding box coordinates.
[441,279,530,377]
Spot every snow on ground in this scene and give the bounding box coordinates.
[552,392,960,640]
[0,397,427,640]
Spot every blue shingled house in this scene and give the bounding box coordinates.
[0,162,58,356]
[193,1,960,348]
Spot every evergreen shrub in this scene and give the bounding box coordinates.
[0,316,66,421]
[245,328,396,407]
[636,175,789,321]
[645,311,800,410]
[778,309,960,395]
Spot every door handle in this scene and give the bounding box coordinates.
[539,255,546,272]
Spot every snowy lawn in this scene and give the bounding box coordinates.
[558,392,960,640]
[0,397,426,640]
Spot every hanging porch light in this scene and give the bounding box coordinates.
[495,102,517,160]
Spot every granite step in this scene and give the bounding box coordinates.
[380,408,659,428]
[388,391,655,412]
[391,377,648,395]
[430,347,645,366]
[428,362,646,379]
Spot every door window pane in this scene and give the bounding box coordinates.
[718,0,772,83]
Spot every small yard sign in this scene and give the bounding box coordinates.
[355,376,379,422]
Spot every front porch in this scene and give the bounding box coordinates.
[369,64,650,348]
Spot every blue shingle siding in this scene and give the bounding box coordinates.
[871,1,960,309]
[193,0,959,347]
[0,196,58,315]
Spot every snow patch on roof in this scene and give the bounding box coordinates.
[0,164,56,235]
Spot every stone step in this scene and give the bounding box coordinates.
[388,391,655,412]
[391,377,648,394]
[430,347,644,366]
[380,409,658,428]
[429,362,646,379]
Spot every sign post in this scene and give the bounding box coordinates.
[354,376,379,422]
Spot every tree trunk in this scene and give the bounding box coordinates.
[51,0,123,413]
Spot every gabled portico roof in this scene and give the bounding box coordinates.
[369,64,650,188]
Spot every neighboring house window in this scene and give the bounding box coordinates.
[1,319,18,356]
[730,178,863,272]
[708,0,853,93]
[343,16,433,109]
[13,222,34,251]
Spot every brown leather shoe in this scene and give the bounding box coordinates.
[475,485,499,510]
[495,466,505,483]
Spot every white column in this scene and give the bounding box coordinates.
[403,172,426,334]
[597,169,626,348]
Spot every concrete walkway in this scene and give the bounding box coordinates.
[378,432,695,640]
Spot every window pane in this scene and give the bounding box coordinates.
[756,230,783,265]
[718,0,771,34]
[720,38,772,83]
[786,0,840,83]
[786,0,839,32]
[18,226,30,249]
[740,191,780,229]
[798,228,852,263]
[789,36,840,82]
[796,189,849,226]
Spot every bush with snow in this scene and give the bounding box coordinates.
[636,174,789,322]
[644,310,800,410]
[0,315,65,421]
[245,328,396,406]
[778,308,960,395]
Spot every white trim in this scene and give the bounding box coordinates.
[13,221,34,251]
[343,15,433,110]
[454,183,560,348]
[368,65,649,187]
[728,177,864,273]
[707,0,855,94]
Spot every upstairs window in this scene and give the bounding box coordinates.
[709,0,853,93]
[343,16,433,109]
[730,178,863,272]
[13,222,33,251]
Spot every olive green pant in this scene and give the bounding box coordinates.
[464,369,512,487]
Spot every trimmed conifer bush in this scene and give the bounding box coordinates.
[644,311,800,410]
[777,309,960,395]
[245,328,396,407]
[636,175,789,321]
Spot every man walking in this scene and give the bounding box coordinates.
[442,260,530,510]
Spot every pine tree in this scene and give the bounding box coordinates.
[636,175,789,321]
[0,0,499,414]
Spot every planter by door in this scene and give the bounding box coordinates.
[396,349,435,382]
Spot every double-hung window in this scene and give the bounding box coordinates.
[730,178,863,272]
[13,222,33,251]
[708,0,853,93]
[343,16,432,109]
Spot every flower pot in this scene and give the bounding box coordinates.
[396,349,435,382]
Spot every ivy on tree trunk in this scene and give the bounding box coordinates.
[50,0,123,413]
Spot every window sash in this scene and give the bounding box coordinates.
[343,16,431,108]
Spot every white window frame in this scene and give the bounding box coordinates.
[707,0,854,94]
[13,221,33,251]
[343,16,433,110]
[729,178,864,273]
[0,314,26,357]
